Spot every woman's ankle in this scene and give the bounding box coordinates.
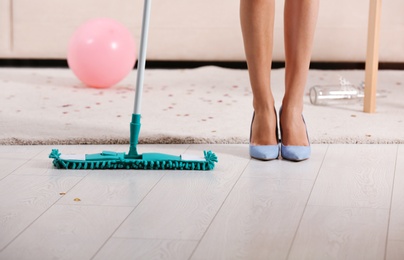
[279,107,309,147]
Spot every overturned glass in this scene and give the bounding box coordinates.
[309,77,383,106]
[309,84,364,105]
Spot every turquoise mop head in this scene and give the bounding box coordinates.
[49,149,217,170]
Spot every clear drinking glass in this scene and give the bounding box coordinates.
[309,84,364,106]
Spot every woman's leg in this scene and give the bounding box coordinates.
[240,0,277,146]
[281,0,319,146]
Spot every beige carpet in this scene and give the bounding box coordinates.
[1,66,403,145]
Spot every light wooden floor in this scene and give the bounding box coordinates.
[0,144,403,260]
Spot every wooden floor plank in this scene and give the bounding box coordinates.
[0,175,83,251]
[288,206,389,260]
[0,144,402,259]
[388,145,404,240]
[386,240,404,260]
[241,144,328,180]
[0,145,45,180]
[0,205,133,260]
[112,144,250,240]
[191,177,313,260]
[307,144,396,208]
[94,238,197,260]
[56,171,165,207]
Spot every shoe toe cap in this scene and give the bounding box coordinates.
[249,145,279,160]
[281,144,311,161]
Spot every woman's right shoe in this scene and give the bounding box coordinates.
[279,107,311,162]
[249,111,280,161]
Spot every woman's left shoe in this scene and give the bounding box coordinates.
[279,108,311,162]
[249,110,280,161]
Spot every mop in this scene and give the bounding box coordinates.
[49,0,218,170]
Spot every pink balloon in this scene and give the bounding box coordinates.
[67,18,136,88]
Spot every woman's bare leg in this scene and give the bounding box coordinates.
[281,0,319,146]
[240,0,277,145]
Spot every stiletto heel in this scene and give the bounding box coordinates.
[249,110,280,161]
[279,107,311,162]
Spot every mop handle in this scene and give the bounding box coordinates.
[134,0,152,114]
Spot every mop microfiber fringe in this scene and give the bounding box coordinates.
[49,149,217,170]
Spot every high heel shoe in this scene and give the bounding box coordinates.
[249,110,280,161]
[279,107,311,162]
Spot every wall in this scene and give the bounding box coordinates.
[0,0,403,62]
